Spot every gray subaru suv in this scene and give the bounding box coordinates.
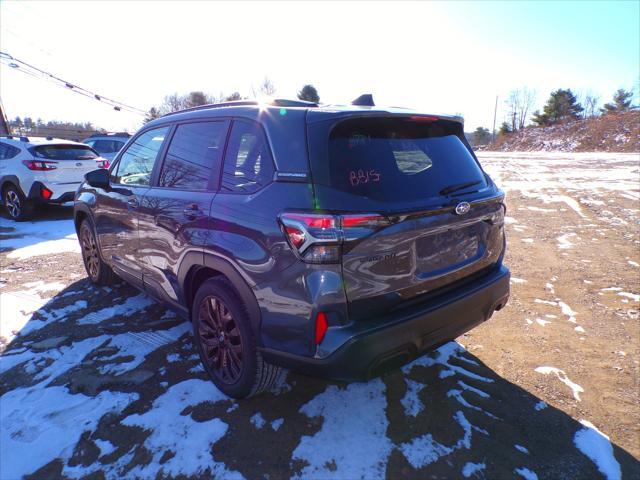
[74,96,510,398]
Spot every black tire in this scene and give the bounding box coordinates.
[3,184,33,221]
[79,219,114,285]
[192,277,280,399]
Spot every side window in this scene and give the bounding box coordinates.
[158,121,226,190]
[221,121,274,193]
[111,127,169,186]
[0,142,21,160]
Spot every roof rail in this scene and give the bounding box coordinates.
[0,135,31,142]
[160,98,319,118]
[161,100,259,118]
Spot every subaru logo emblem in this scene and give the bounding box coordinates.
[455,202,470,215]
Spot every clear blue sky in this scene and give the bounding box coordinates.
[0,0,638,131]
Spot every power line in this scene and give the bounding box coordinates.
[0,51,147,116]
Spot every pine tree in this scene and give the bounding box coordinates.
[498,122,512,135]
[532,89,583,125]
[531,110,550,126]
[600,88,634,114]
[297,84,320,103]
[224,92,242,101]
[473,126,491,145]
[144,107,160,124]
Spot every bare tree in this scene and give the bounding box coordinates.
[517,87,536,129]
[506,90,519,132]
[506,88,536,131]
[582,91,600,118]
[258,76,276,96]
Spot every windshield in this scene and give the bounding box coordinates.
[323,117,486,203]
[32,144,99,160]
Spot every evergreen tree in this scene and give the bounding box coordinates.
[184,91,210,108]
[224,92,243,101]
[600,88,634,114]
[144,107,160,124]
[498,121,512,135]
[533,89,583,125]
[472,126,491,145]
[297,84,320,103]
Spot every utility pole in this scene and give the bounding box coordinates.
[492,95,498,143]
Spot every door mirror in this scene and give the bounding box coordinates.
[85,168,110,190]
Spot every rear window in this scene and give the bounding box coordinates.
[323,117,486,202]
[90,139,125,154]
[32,144,98,161]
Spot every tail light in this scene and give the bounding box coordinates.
[97,159,110,169]
[315,312,328,344]
[22,160,58,171]
[280,211,388,264]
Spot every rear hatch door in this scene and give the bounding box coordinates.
[306,113,505,319]
[31,144,103,185]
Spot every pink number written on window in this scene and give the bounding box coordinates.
[349,169,381,186]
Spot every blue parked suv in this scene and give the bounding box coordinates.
[74,96,510,398]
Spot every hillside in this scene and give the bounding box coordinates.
[484,110,640,152]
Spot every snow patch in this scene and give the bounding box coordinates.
[462,461,486,477]
[535,366,584,401]
[250,412,266,429]
[0,386,138,479]
[574,420,621,480]
[292,380,392,479]
[515,467,539,480]
[120,379,239,478]
[401,378,425,417]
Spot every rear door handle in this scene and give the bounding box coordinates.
[127,197,139,208]
[183,203,202,220]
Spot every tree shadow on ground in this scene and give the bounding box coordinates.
[1,280,638,479]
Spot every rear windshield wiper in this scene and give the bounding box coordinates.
[438,180,482,196]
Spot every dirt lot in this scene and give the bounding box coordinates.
[1,152,639,479]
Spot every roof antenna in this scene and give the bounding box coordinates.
[351,94,375,106]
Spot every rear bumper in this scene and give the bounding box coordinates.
[260,264,510,381]
[27,181,77,204]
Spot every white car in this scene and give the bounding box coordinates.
[83,132,130,162]
[0,136,108,221]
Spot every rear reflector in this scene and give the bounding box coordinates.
[40,186,53,200]
[315,312,328,344]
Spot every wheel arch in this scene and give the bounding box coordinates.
[73,203,93,233]
[0,176,23,200]
[179,252,262,343]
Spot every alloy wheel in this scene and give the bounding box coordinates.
[5,191,21,219]
[198,295,244,384]
[81,226,100,280]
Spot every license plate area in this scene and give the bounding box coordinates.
[416,226,480,271]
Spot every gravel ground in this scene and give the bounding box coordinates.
[1,151,639,479]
